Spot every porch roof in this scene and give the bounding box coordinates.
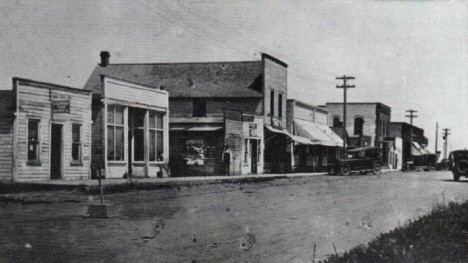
[293,119,343,147]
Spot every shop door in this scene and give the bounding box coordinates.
[51,124,62,179]
[251,140,258,174]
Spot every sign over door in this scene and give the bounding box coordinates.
[51,100,70,113]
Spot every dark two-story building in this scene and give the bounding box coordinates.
[84,52,296,176]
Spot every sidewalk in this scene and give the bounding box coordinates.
[4,172,328,191]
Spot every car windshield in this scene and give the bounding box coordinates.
[450,151,468,160]
[347,149,380,159]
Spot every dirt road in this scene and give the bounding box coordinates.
[1,171,467,262]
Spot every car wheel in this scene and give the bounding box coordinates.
[339,164,351,176]
[456,160,468,174]
[372,163,382,175]
[453,172,461,181]
[427,165,436,172]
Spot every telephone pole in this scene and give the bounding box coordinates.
[442,128,451,159]
[405,109,418,164]
[435,122,439,155]
[336,75,355,159]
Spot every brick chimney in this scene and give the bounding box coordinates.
[100,51,110,67]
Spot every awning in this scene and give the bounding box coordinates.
[170,125,223,131]
[412,141,432,156]
[293,119,343,147]
[264,125,313,144]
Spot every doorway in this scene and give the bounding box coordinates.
[51,124,62,179]
[251,140,258,174]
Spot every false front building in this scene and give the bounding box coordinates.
[84,75,169,179]
[85,52,296,176]
[323,102,392,166]
[0,78,92,182]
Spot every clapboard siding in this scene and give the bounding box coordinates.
[14,79,92,181]
[0,116,13,181]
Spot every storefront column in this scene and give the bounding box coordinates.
[144,109,149,177]
[103,99,108,177]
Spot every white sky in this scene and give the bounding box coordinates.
[1,0,467,152]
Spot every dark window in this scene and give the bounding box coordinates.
[72,124,81,162]
[354,117,364,135]
[107,105,125,161]
[333,117,341,127]
[270,90,275,115]
[278,93,283,118]
[193,99,207,117]
[27,119,40,161]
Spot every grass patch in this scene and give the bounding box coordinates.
[325,202,468,263]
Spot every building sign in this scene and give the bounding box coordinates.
[52,100,70,113]
[249,124,257,137]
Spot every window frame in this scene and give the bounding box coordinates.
[71,123,82,164]
[149,111,165,162]
[107,105,125,162]
[354,117,364,135]
[333,117,341,128]
[27,119,41,165]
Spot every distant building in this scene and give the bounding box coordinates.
[84,52,296,176]
[387,122,429,169]
[286,100,343,172]
[323,102,392,165]
[0,78,92,182]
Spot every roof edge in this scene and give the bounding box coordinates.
[13,77,92,93]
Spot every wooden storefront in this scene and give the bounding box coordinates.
[90,76,169,179]
[0,78,93,182]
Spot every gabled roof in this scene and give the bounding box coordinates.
[84,61,264,98]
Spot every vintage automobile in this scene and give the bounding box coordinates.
[328,146,384,176]
[403,154,438,172]
[449,150,468,181]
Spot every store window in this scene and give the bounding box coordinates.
[27,119,40,161]
[107,105,125,161]
[149,111,165,161]
[72,123,81,162]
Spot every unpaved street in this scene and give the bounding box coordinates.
[1,171,467,262]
